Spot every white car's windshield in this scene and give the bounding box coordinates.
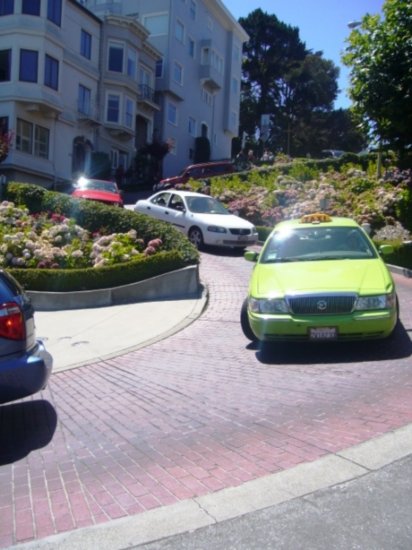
[261,227,377,263]
[186,196,228,215]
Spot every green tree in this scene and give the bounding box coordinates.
[239,9,339,156]
[343,0,412,162]
[239,9,307,141]
[273,53,339,155]
[293,109,367,157]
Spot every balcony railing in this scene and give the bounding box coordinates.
[137,84,157,106]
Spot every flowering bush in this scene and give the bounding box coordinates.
[202,165,412,238]
[0,131,13,162]
[0,201,163,269]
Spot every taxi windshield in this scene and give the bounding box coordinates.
[261,226,377,263]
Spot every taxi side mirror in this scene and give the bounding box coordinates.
[378,244,394,256]
[244,250,258,262]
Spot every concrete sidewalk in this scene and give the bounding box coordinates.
[35,293,207,372]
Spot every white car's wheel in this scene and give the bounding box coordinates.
[188,227,204,249]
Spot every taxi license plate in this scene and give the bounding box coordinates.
[309,327,337,340]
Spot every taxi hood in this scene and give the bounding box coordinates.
[253,258,394,297]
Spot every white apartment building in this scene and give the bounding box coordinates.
[0,0,160,187]
[80,0,248,177]
[0,0,246,186]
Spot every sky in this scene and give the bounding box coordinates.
[223,0,385,109]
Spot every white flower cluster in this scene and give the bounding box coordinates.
[0,202,158,269]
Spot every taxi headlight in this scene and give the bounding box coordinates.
[249,297,289,314]
[354,292,395,311]
[207,226,227,233]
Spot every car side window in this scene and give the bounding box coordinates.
[152,192,170,206]
[188,168,202,178]
[169,194,185,211]
[211,165,224,174]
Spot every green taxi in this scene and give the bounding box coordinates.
[241,213,399,342]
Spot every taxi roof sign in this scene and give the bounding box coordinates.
[300,213,332,224]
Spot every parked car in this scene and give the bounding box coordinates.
[71,177,124,207]
[154,160,236,191]
[0,270,53,404]
[134,190,258,250]
[241,213,399,343]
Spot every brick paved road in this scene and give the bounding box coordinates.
[1,250,411,547]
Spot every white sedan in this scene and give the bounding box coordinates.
[134,190,259,249]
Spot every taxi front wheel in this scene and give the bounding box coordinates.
[240,298,257,341]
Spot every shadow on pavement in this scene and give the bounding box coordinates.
[253,322,412,365]
[202,246,248,257]
[0,400,57,465]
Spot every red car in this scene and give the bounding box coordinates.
[71,177,124,207]
[154,160,236,191]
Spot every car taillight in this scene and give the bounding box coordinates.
[0,302,26,340]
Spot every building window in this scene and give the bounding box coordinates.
[201,88,212,106]
[140,66,152,87]
[108,43,123,73]
[155,59,163,78]
[124,97,134,128]
[22,0,40,15]
[44,54,59,90]
[0,116,9,135]
[78,84,91,115]
[127,48,137,79]
[201,47,209,65]
[47,0,62,26]
[188,116,196,136]
[80,30,92,59]
[167,102,177,125]
[231,77,239,95]
[0,0,13,16]
[190,0,196,20]
[110,148,119,169]
[19,50,38,82]
[175,20,184,43]
[188,38,195,58]
[142,13,168,36]
[16,118,49,158]
[16,118,32,153]
[173,61,183,85]
[0,49,11,81]
[34,125,49,158]
[107,94,120,123]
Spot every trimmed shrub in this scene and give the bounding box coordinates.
[4,182,199,291]
[10,250,189,292]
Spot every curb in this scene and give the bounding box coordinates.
[14,423,412,550]
[27,265,200,311]
[388,263,412,278]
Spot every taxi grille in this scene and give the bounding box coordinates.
[288,295,357,315]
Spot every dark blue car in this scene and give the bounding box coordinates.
[0,270,52,404]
